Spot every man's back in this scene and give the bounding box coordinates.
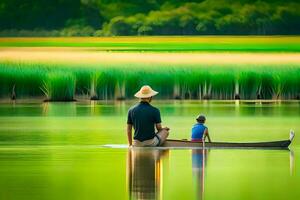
[127,101,161,142]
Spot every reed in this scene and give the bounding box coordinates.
[0,61,299,101]
[41,72,76,101]
[0,63,44,98]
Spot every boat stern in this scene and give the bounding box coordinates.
[290,130,295,142]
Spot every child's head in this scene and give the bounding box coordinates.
[196,114,206,124]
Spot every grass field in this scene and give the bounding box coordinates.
[0,36,299,101]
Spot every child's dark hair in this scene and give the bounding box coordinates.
[196,114,206,123]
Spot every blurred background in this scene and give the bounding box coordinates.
[0,0,300,37]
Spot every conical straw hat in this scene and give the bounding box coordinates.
[134,85,158,98]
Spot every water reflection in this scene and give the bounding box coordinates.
[42,102,77,116]
[192,149,208,200]
[126,148,294,200]
[290,150,295,176]
[127,149,210,200]
[127,149,169,200]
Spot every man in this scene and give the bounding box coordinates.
[191,114,212,142]
[127,85,170,147]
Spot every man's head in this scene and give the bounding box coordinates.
[196,114,206,124]
[134,85,158,102]
[141,97,152,102]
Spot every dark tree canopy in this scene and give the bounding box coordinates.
[0,0,299,36]
[0,0,81,29]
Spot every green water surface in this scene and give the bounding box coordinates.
[0,100,299,200]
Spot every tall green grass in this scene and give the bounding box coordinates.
[41,72,76,101]
[0,62,299,101]
[0,63,45,98]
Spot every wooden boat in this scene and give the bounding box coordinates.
[162,131,295,148]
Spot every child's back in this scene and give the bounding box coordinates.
[191,114,211,142]
[191,123,207,141]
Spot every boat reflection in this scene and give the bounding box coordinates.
[192,149,209,200]
[290,149,295,176]
[127,149,169,200]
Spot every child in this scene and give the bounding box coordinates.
[191,114,212,142]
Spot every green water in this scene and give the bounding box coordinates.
[0,101,299,200]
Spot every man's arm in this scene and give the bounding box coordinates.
[156,123,163,132]
[127,124,133,146]
[156,123,170,132]
[203,128,212,142]
[154,109,171,132]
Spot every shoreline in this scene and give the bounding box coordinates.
[1,98,299,104]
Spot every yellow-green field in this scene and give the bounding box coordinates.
[1,49,300,66]
[1,36,300,52]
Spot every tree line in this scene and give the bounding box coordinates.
[0,0,299,36]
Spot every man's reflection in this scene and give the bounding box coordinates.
[192,149,208,200]
[127,149,169,200]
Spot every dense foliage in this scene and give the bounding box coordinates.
[0,0,300,36]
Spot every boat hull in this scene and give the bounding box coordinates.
[162,139,291,148]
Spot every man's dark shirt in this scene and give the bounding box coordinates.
[127,101,161,142]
